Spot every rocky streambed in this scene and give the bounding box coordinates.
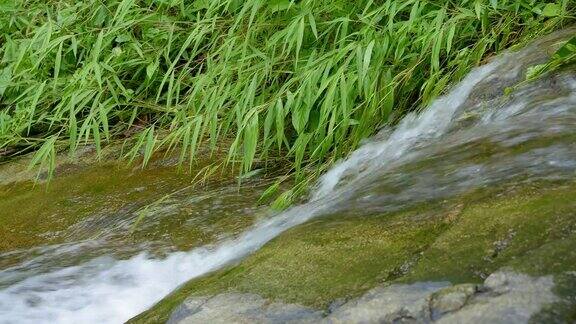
[1,28,576,324]
[134,181,576,324]
[133,28,576,324]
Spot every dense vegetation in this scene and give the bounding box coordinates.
[0,0,574,184]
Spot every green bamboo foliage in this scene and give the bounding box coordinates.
[0,0,574,178]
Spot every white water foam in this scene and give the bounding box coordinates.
[0,55,511,323]
[312,59,502,200]
[0,202,325,324]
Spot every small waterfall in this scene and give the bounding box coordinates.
[313,57,502,200]
[1,32,576,324]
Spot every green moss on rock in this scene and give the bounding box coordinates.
[132,182,576,323]
[404,183,576,283]
[0,148,264,255]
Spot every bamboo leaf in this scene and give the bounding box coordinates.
[542,3,561,17]
[446,23,456,55]
[53,42,63,86]
[362,40,375,86]
[142,127,156,167]
[308,13,318,39]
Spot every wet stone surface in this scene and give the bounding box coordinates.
[168,271,558,324]
[168,293,323,324]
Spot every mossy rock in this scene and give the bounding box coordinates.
[0,147,265,256]
[132,181,576,323]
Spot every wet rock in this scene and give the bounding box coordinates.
[167,293,323,324]
[325,282,449,323]
[168,271,559,324]
[462,27,576,109]
[168,296,210,324]
[429,283,477,320]
[327,298,346,314]
[325,271,557,324]
[437,271,557,324]
[530,271,576,323]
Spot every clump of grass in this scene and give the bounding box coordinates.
[0,0,574,184]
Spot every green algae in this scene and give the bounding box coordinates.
[1,163,183,251]
[129,204,453,323]
[404,182,576,283]
[132,182,576,323]
[0,149,272,260]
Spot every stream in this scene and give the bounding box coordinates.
[1,29,575,324]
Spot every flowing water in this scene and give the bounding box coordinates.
[1,30,575,323]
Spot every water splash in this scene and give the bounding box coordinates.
[313,56,502,200]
